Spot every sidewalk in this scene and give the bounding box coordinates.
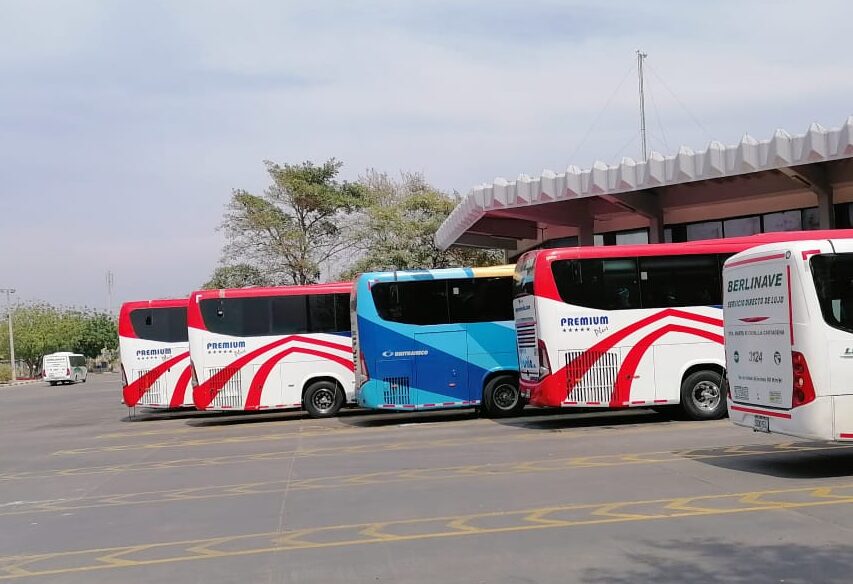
[0,378,40,389]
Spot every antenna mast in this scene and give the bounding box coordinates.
[636,49,648,161]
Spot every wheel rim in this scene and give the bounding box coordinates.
[493,383,519,411]
[692,380,721,411]
[312,388,336,413]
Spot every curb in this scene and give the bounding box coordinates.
[0,379,40,389]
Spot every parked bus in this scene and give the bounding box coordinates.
[189,283,354,417]
[43,352,88,385]
[723,234,853,441]
[119,299,191,408]
[513,230,850,420]
[352,265,522,417]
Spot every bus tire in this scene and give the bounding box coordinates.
[679,369,726,421]
[48,381,57,387]
[304,380,344,418]
[482,375,524,418]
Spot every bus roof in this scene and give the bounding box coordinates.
[188,282,353,301]
[359,264,515,283]
[535,230,853,263]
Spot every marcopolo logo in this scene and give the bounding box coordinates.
[560,315,608,327]
[136,348,172,357]
[207,341,247,351]
[381,349,429,358]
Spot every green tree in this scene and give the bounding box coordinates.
[0,304,83,376]
[73,312,117,359]
[342,171,503,277]
[203,264,270,289]
[219,159,367,285]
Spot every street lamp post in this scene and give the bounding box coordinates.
[0,289,15,381]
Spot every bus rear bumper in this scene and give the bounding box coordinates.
[728,396,835,442]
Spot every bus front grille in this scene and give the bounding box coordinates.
[135,369,165,406]
[207,367,243,408]
[383,377,411,405]
[564,350,619,403]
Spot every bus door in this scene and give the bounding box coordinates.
[414,330,469,404]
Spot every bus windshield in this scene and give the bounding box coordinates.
[130,307,188,342]
[811,253,853,334]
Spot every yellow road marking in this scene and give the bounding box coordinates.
[1,441,849,517]
[2,483,853,580]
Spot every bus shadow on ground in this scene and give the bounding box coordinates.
[693,442,853,479]
[580,538,852,584]
[183,407,383,428]
[493,407,675,431]
[339,408,483,428]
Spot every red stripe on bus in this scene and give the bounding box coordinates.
[839,433,853,439]
[123,351,190,407]
[787,265,794,344]
[610,324,723,407]
[726,253,786,268]
[245,347,354,410]
[801,249,821,260]
[193,335,351,409]
[730,405,792,419]
[169,365,193,408]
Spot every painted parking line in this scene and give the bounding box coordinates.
[56,418,723,456]
[3,483,853,580]
[0,422,724,483]
[2,441,850,517]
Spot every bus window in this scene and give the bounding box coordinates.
[372,281,450,325]
[308,294,336,333]
[130,307,188,342]
[639,254,720,308]
[271,295,308,334]
[811,254,853,334]
[514,254,535,297]
[551,258,641,310]
[449,277,513,323]
[334,294,351,333]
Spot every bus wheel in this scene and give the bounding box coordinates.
[304,381,344,418]
[680,370,726,421]
[48,381,57,387]
[483,375,524,418]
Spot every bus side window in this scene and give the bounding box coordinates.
[639,255,719,308]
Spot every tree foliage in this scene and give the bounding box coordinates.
[203,264,270,289]
[0,304,116,376]
[219,159,367,285]
[342,171,503,277]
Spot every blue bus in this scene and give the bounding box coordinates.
[351,265,523,417]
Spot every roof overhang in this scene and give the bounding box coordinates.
[436,117,853,250]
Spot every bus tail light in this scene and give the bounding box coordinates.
[190,361,198,388]
[66,368,71,377]
[792,351,815,407]
[538,338,551,379]
[121,363,128,387]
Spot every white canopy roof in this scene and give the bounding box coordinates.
[436,117,853,250]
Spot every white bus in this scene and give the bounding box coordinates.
[723,234,853,441]
[513,231,848,421]
[43,352,87,385]
[188,283,354,418]
[119,299,191,409]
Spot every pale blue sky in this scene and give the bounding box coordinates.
[2,0,851,309]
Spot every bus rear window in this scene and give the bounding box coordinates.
[130,307,188,343]
[811,254,853,334]
[513,255,535,297]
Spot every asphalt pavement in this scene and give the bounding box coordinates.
[1,373,852,583]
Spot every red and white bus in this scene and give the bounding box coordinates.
[513,230,850,420]
[188,283,355,417]
[119,299,191,409]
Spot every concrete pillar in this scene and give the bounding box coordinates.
[818,186,835,229]
[648,213,665,244]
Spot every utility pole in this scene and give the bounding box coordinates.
[0,288,16,381]
[636,49,648,161]
[106,270,114,315]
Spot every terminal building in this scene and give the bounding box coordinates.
[436,117,853,256]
